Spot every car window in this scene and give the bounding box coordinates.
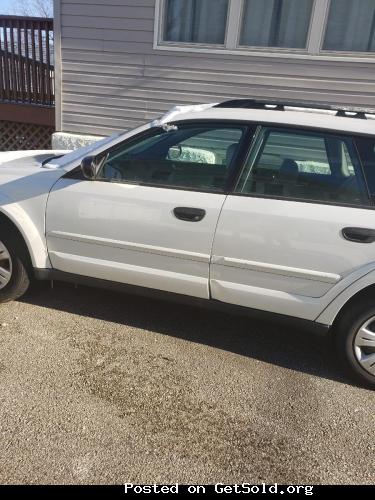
[235,127,369,206]
[355,137,375,197]
[97,125,245,192]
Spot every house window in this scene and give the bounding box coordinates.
[163,0,229,44]
[240,0,314,49]
[323,0,375,52]
[155,0,375,57]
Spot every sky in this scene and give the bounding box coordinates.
[0,0,53,16]
[0,0,14,14]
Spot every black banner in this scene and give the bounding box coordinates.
[0,484,374,496]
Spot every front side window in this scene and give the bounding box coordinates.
[236,128,369,206]
[98,125,245,192]
[323,0,375,52]
[240,0,314,49]
[163,0,229,44]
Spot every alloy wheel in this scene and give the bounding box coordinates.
[0,241,12,290]
[354,316,375,377]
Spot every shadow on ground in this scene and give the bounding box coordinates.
[21,280,350,386]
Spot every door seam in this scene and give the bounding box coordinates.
[208,195,229,299]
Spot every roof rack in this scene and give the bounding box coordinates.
[214,99,375,120]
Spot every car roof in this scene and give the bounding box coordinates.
[171,107,375,137]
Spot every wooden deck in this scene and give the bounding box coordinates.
[0,15,55,150]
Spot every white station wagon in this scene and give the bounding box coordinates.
[1,99,375,388]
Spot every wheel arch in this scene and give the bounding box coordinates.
[0,207,49,270]
[332,283,375,326]
[317,272,375,327]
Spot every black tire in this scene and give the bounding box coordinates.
[0,232,30,304]
[335,300,375,389]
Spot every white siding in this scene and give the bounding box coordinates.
[59,0,375,137]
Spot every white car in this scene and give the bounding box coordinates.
[1,99,375,388]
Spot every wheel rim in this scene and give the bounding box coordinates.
[0,241,12,290]
[354,316,375,377]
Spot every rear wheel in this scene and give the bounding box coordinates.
[0,235,30,304]
[335,301,375,389]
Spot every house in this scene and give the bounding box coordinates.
[52,0,375,149]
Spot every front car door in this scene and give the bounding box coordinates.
[46,122,248,299]
[211,125,375,320]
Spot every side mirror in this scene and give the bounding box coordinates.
[80,156,98,180]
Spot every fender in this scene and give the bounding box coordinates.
[316,268,375,325]
[0,193,50,269]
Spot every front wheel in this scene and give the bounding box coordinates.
[335,301,375,389]
[0,236,30,304]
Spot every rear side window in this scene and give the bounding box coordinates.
[355,137,375,197]
[236,127,369,206]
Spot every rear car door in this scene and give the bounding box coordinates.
[211,125,375,320]
[46,123,247,299]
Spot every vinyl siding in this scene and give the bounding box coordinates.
[59,0,375,137]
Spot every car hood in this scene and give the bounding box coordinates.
[0,150,69,180]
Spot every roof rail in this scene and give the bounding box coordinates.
[215,99,375,119]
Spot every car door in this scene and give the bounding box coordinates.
[46,123,247,299]
[210,125,375,320]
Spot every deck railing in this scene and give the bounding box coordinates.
[0,15,54,106]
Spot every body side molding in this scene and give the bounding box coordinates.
[211,255,341,284]
[48,231,210,263]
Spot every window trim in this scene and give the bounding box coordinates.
[154,0,375,61]
[64,119,375,209]
[156,119,375,196]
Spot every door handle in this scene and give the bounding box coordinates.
[342,227,375,243]
[173,207,206,222]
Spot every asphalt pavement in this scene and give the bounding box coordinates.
[0,281,374,485]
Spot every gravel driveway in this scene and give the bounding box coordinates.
[0,282,374,485]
